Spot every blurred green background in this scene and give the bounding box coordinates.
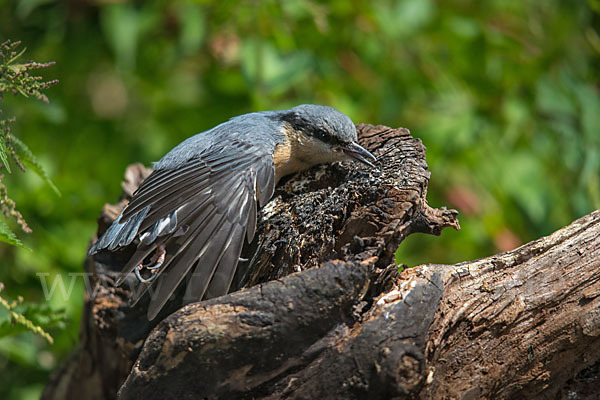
[0,0,599,398]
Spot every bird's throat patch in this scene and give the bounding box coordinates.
[273,124,309,182]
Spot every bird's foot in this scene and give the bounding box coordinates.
[134,244,166,283]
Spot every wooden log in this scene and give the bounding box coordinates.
[43,124,600,399]
[423,209,600,399]
[116,211,600,400]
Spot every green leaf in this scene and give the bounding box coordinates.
[0,135,11,173]
[9,135,60,196]
[0,219,28,249]
[0,295,63,344]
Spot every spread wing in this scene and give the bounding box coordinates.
[88,139,276,320]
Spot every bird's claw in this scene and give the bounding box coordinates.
[134,244,166,283]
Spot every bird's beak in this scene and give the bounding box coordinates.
[341,142,377,168]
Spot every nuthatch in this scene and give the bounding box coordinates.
[88,104,376,320]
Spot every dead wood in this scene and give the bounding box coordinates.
[422,209,600,399]
[42,124,599,400]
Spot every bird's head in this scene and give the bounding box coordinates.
[276,104,377,171]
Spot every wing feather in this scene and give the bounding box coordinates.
[256,158,276,207]
[114,196,214,286]
[123,164,209,220]
[146,210,230,319]
[90,139,277,320]
[204,223,246,299]
[246,191,257,242]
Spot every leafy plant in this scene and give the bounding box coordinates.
[0,283,63,344]
[0,39,59,246]
[0,40,63,348]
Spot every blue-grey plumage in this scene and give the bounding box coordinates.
[88,104,376,320]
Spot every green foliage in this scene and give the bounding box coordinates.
[0,218,25,249]
[0,0,598,398]
[0,40,57,102]
[1,173,31,247]
[9,136,60,196]
[0,283,64,344]
[0,39,59,247]
[0,38,66,397]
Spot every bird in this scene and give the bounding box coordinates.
[88,104,377,320]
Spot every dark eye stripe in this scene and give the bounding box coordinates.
[276,111,346,146]
[315,129,344,146]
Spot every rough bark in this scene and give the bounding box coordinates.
[42,124,600,400]
[422,209,600,399]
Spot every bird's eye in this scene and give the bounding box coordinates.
[315,128,328,142]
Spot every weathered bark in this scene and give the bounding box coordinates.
[42,124,600,400]
[423,209,600,399]
[115,210,600,400]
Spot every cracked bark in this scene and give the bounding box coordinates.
[42,124,600,400]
